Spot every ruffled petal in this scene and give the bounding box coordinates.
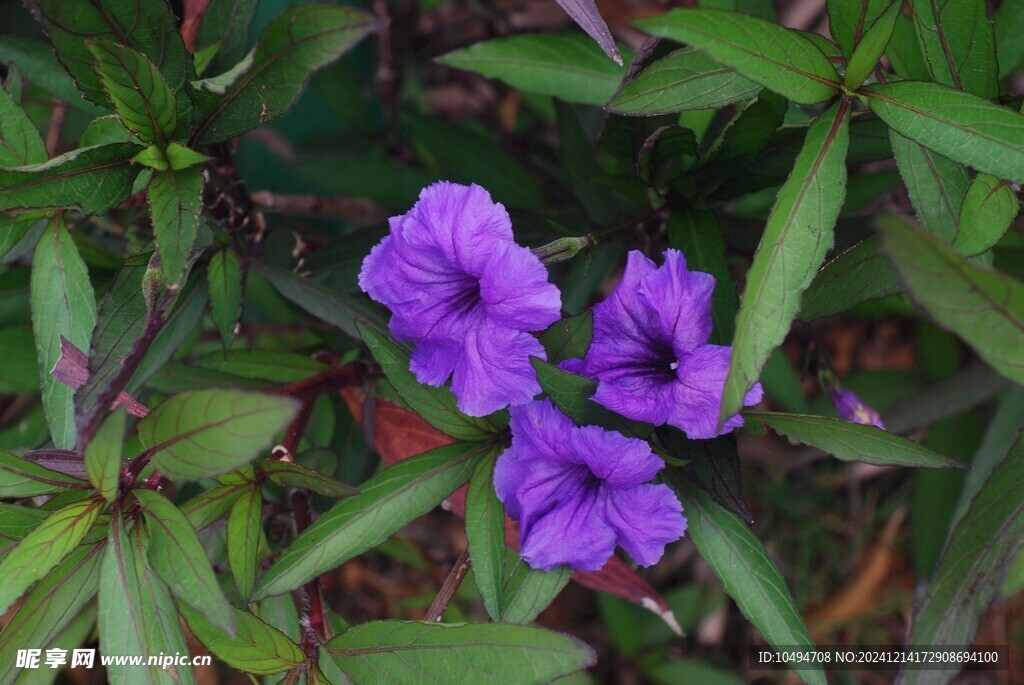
[519,483,617,572]
[586,252,661,371]
[604,484,686,567]
[591,372,674,426]
[408,339,460,386]
[570,424,663,487]
[637,249,715,356]
[480,241,561,331]
[508,399,580,465]
[671,344,759,438]
[450,320,545,416]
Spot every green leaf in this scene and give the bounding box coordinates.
[607,47,761,115]
[227,485,262,601]
[0,37,103,111]
[886,12,931,79]
[252,261,391,340]
[956,174,1019,257]
[799,237,901,320]
[165,141,209,170]
[209,248,242,354]
[667,209,738,344]
[260,460,360,498]
[843,0,900,89]
[81,114,138,147]
[0,143,142,214]
[99,516,194,685]
[532,358,653,437]
[697,90,788,196]
[748,411,965,468]
[0,543,103,685]
[826,0,892,56]
[131,144,168,170]
[900,435,1024,683]
[666,474,825,685]
[254,442,489,600]
[326,620,595,683]
[31,217,97,449]
[0,449,87,497]
[465,451,505,621]
[180,603,304,675]
[181,483,247,531]
[0,498,102,615]
[190,3,377,145]
[877,214,1024,386]
[0,84,46,167]
[438,33,626,106]
[721,101,851,424]
[359,323,506,441]
[861,82,1024,184]
[133,489,234,634]
[25,0,195,109]
[149,165,204,285]
[890,131,970,243]
[88,40,178,143]
[633,9,840,104]
[539,311,593,365]
[84,407,125,500]
[910,0,997,98]
[0,504,49,543]
[137,389,299,481]
[995,0,1024,79]
[501,556,572,625]
[74,258,149,424]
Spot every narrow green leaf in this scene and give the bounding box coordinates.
[878,214,1024,385]
[826,0,892,56]
[501,556,572,625]
[260,460,360,498]
[861,82,1024,183]
[0,504,49,543]
[252,261,391,340]
[900,435,1024,684]
[25,0,195,109]
[910,0,997,98]
[890,131,970,243]
[326,621,595,683]
[0,215,44,263]
[31,217,97,449]
[0,449,87,497]
[149,165,203,285]
[84,407,125,500]
[666,474,825,685]
[697,90,788,195]
[181,483,247,531]
[0,37,103,111]
[0,498,102,615]
[254,442,489,600]
[191,4,377,145]
[99,516,194,685]
[956,174,1019,257]
[749,411,965,468]
[88,40,178,143]
[133,489,234,634]
[165,141,209,170]
[137,389,299,481]
[633,9,840,104]
[359,323,505,441]
[843,0,900,89]
[607,47,761,115]
[180,603,304,675]
[532,358,653,437]
[539,311,593,365]
[74,258,149,425]
[227,485,263,601]
[209,248,242,354]
[887,12,931,79]
[465,451,505,621]
[0,84,46,167]
[799,237,901,320]
[995,0,1024,78]
[0,543,103,685]
[0,143,142,214]
[721,101,851,424]
[438,34,626,106]
[81,114,137,147]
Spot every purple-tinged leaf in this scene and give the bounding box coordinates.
[554,0,622,64]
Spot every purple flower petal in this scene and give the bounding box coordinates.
[829,387,886,430]
[604,484,686,567]
[637,249,715,355]
[450,319,545,416]
[480,241,562,330]
[520,485,617,571]
[571,425,663,487]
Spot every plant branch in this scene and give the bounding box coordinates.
[424,548,472,622]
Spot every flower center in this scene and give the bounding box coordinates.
[451,278,483,315]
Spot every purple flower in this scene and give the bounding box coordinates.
[494,399,686,571]
[359,182,561,416]
[563,250,761,439]
[829,387,885,430]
